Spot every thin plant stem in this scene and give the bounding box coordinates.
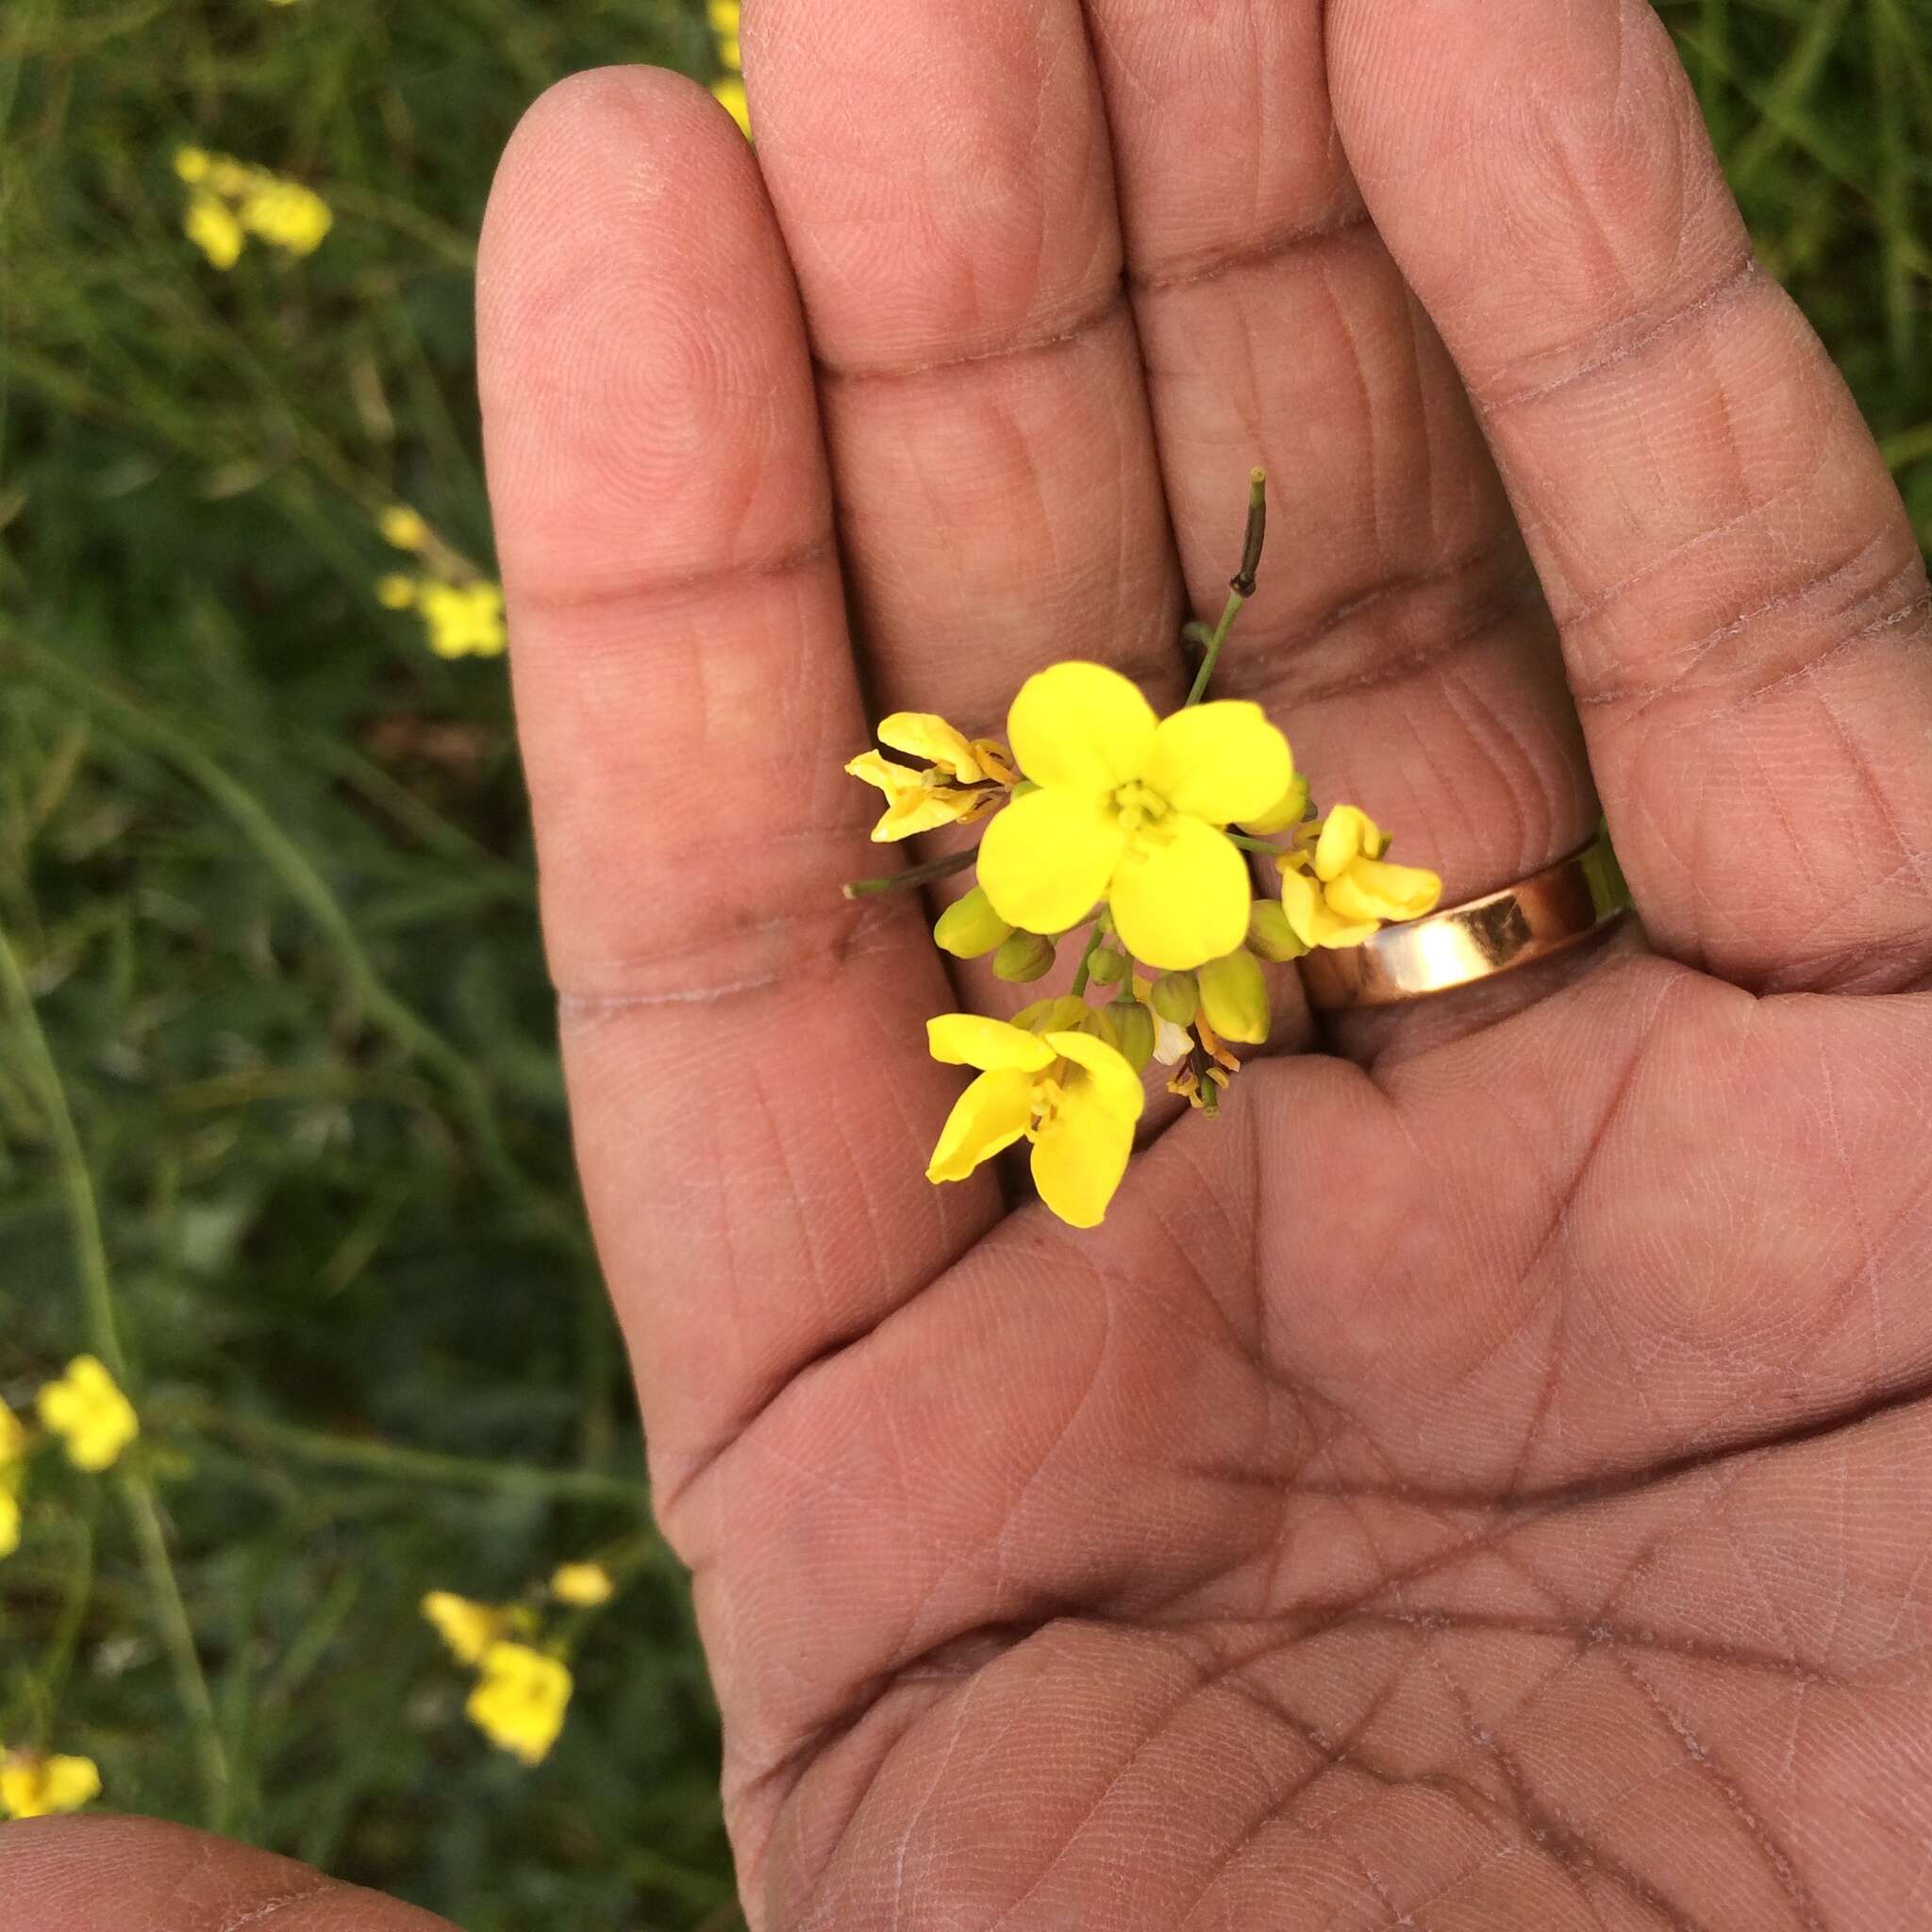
[0,920,230,1824]
[1184,468,1268,708]
[842,845,976,899]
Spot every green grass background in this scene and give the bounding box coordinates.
[0,2,1926,1926]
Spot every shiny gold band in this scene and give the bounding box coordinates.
[1297,828,1631,1010]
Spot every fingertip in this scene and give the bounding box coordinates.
[0,1816,452,1932]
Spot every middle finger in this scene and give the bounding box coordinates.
[1084,0,1600,917]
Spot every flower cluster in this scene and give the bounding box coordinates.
[420,1559,615,1766]
[710,0,749,136]
[0,1358,137,1821]
[841,478,1441,1229]
[374,505,507,658]
[175,148,332,270]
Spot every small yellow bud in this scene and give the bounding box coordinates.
[933,886,1012,959]
[550,1562,615,1607]
[1196,950,1270,1045]
[1246,900,1308,963]
[1109,999,1155,1072]
[1241,773,1310,838]
[173,146,211,183]
[378,505,428,552]
[1150,972,1199,1026]
[993,931,1057,983]
[375,574,418,609]
[1085,945,1127,985]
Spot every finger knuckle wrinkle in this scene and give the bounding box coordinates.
[1474,250,1760,418]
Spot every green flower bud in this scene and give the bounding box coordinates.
[1149,971,1199,1025]
[1077,1004,1122,1051]
[993,930,1057,983]
[1109,999,1155,1073]
[1011,994,1088,1034]
[1246,900,1309,963]
[1197,949,1270,1044]
[1085,944,1127,986]
[933,886,1014,959]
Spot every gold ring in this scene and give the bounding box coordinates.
[1297,828,1631,1010]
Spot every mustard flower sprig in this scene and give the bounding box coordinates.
[174,147,332,270]
[374,506,507,659]
[840,469,1445,1229]
[420,1558,619,1766]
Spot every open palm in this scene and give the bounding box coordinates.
[9,3,1931,1928]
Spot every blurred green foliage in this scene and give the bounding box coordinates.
[0,1,1925,1927]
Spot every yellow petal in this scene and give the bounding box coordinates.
[877,713,985,782]
[711,75,750,136]
[926,1014,1057,1074]
[1279,866,1377,950]
[39,1757,101,1812]
[1312,806,1387,882]
[1042,1030,1145,1125]
[1108,815,1252,972]
[1142,703,1293,825]
[1006,661,1156,791]
[1324,858,1441,924]
[976,785,1124,937]
[1029,1081,1134,1228]
[926,1069,1034,1183]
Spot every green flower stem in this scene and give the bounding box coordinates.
[1183,467,1269,708]
[1225,832,1288,855]
[842,845,976,898]
[182,1404,647,1507]
[0,920,231,1824]
[1068,918,1108,997]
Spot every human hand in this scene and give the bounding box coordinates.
[10,2,1928,1927]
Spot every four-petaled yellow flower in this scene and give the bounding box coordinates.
[422,1591,508,1667]
[37,1357,138,1473]
[1278,806,1441,951]
[419,582,507,659]
[466,1642,573,1767]
[0,1751,101,1821]
[550,1562,615,1607]
[976,662,1292,971]
[925,1013,1144,1228]
[846,713,1005,841]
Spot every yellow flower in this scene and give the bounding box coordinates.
[550,1562,615,1607]
[1276,807,1441,950]
[184,194,244,270]
[378,505,428,552]
[375,574,418,609]
[845,712,1003,841]
[422,1591,508,1666]
[0,1752,101,1821]
[420,582,507,658]
[466,1642,573,1766]
[37,1357,138,1474]
[925,1013,1143,1229]
[238,178,333,256]
[711,76,750,136]
[174,145,212,183]
[708,0,740,31]
[975,662,1291,972]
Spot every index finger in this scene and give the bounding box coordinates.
[478,69,1000,1507]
